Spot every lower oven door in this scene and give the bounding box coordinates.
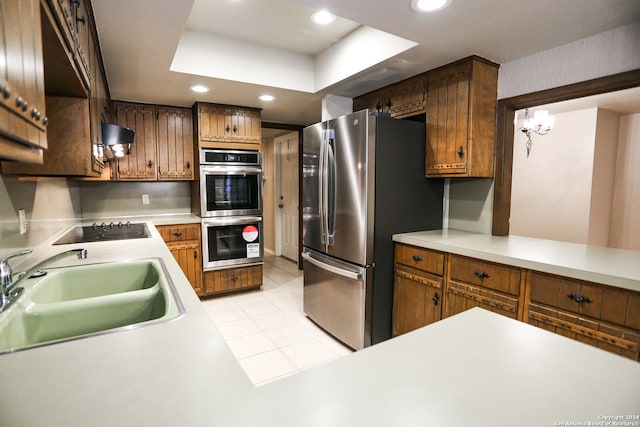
[202,216,263,270]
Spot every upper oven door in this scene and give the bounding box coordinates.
[199,165,262,217]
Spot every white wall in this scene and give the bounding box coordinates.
[498,21,640,99]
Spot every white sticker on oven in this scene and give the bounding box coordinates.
[242,225,259,242]
[247,243,260,258]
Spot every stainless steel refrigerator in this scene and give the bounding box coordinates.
[302,110,444,350]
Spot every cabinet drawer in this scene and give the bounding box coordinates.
[529,271,640,331]
[395,244,444,276]
[157,223,200,243]
[449,254,522,296]
[445,281,520,320]
[528,303,640,361]
[202,265,262,296]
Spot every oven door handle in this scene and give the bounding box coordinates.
[302,251,362,280]
[202,216,263,226]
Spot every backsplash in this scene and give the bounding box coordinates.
[0,175,191,250]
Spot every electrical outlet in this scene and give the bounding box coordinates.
[18,209,27,234]
[142,194,150,205]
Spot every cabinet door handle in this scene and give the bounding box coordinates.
[567,294,592,304]
[225,125,230,133]
[432,293,439,306]
[186,161,191,169]
[147,160,153,168]
[412,255,423,262]
[474,271,490,279]
[194,250,198,259]
[0,84,10,99]
[233,125,238,133]
[457,146,464,157]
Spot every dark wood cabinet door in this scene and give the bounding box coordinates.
[0,0,47,161]
[426,62,470,176]
[113,101,157,180]
[392,268,442,336]
[157,107,193,180]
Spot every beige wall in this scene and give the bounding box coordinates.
[610,113,640,250]
[510,108,598,243]
[510,108,640,250]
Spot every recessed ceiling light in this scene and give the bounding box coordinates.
[190,85,209,93]
[259,94,275,102]
[310,10,336,25]
[411,0,451,12]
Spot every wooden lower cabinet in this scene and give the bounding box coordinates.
[444,254,525,320]
[527,271,640,361]
[393,243,640,362]
[157,223,202,296]
[392,244,445,336]
[202,265,262,296]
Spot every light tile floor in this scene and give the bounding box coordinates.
[200,254,353,386]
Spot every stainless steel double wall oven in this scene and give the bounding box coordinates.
[198,149,264,270]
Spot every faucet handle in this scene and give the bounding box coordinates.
[1,249,33,291]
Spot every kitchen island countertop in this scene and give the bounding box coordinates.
[1,223,639,426]
[393,229,640,292]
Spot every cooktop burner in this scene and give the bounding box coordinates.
[53,222,151,245]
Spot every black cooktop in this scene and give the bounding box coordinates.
[53,222,151,245]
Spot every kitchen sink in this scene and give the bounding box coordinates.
[29,261,160,303]
[0,259,183,354]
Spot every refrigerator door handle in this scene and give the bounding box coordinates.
[319,128,327,246]
[326,136,336,246]
[302,251,362,280]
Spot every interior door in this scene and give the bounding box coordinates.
[276,132,299,261]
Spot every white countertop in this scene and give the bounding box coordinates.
[393,229,640,292]
[1,224,639,426]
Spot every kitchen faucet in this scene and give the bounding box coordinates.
[0,248,88,312]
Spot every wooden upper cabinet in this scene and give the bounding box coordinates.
[113,101,157,181]
[387,75,426,118]
[352,74,426,118]
[194,102,261,150]
[425,56,498,177]
[73,0,91,89]
[353,90,383,114]
[112,101,194,181]
[156,106,193,180]
[0,0,48,163]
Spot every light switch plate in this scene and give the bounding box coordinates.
[18,209,27,234]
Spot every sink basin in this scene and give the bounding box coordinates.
[0,259,183,354]
[30,261,160,303]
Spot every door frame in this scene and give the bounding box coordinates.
[492,69,640,236]
[263,122,305,268]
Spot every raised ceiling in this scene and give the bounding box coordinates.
[92,0,640,126]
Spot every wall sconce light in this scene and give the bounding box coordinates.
[520,109,555,158]
[101,123,135,161]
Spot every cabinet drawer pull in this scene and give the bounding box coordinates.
[412,255,423,262]
[567,294,592,304]
[474,271,490,279]
[173,231,183,237]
